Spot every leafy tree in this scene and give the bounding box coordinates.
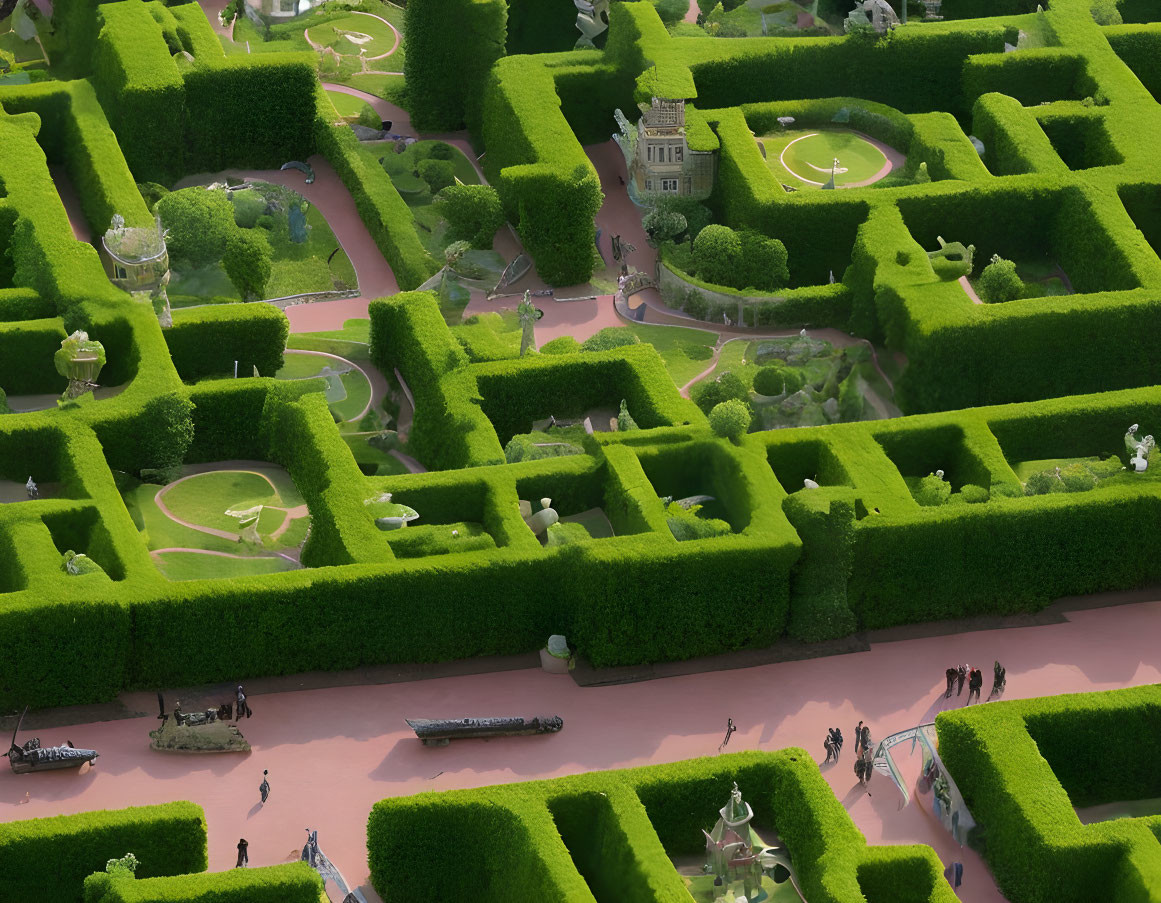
[642,207,688,243]
[433,184,506,249]
[222,229,272,301]
[417,158,456,195]
[692,224,741,286]
[1090,0,1121,24]
[978,254,1025,304]
[653,0,689,25]
[580,327,640,352]
[709,398,751,442]
[156,188,235,267]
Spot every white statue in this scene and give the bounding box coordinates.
[1125,424,1155,473]
[803,478,820,489]
[25,476,38,499]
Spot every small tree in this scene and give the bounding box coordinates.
[617,398,639,431]
[658,196,712,242]
[417,158,455,194]
[433,184,505,249]
[978,254,1024,304]
[223,230,272,301]
[709,398,751,442]
[106,853,139,879]
[156,188,236,267]
[692,224,742,287]
[691,370,749,414]
[642,207,687,243]
[737,231,789,291]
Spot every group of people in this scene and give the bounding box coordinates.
[823,721,874,785]
[944,660,1006,705]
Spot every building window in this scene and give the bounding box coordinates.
[280,0,295,11]
[661,179,678,193]
[675,146,683,163]
[646,180,653,191]
[646,145,654,162]
[115,266,128,280]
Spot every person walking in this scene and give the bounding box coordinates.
[853,721,864,757]
[829,727,843,759]
[990,660,1007,699]
[235,685,252,721]
[945,667,957,698]
[235,838,248,868]
[259,769,270,804]
[967,667,983,705]
[956,664,968,697]
[824,731,836,763]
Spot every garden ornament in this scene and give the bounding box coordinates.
[1125,424,1155,472]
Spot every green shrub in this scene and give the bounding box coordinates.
[230,190,266,229]
[83,863,323,903]
[691,370,749,414]
[222,228,272,300]
[693,224,743,287]
[738,231,790,292]
[156,188,235,267]
[913,472,952,506]
[666,500,732,540]
[709,399,751,442]
[977,254,1025,304]
[753,363,804,396]
[580,327,640,353]
[433,184,506,249]
[642,206,688,243]
[417,157,456,194]
[540,335,582,354]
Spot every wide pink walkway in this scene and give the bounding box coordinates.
[4,598,1161,901]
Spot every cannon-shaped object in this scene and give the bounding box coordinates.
[406,715,563,747]
[7,706,99,774]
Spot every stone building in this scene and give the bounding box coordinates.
[616,97,717,202]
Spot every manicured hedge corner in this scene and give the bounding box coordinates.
[165,303,289,382]
[936,685,1161,903]
[83,862,322,903]
[367,751,958,903]
[0,802,207,903]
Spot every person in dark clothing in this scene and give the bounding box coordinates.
[235,685,252,721]
[235,838,248,868]
[824,732,836,763]
[967,668,983,705]
[956,664,968,696]
[860,725,871,758]
[990,660,1007,699]
[853,721,864,756]
[259,769,270,804]
[945,667,957,698]
[824,727,843,763]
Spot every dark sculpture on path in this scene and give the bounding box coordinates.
[235,837,248,868]
[235,685,252,721]
[157,692,231,727]
[152,692,249,753]
[301,828,368,903]
[719,717,737,753]
[406,715,563,747]
[7,706,99,774]
[259,769,270,804]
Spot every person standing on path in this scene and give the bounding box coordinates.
[854,721,864,757]
[259,770,270,804]
[236,685,252,721]
[235,838,248,868]
[945,667,957,698]
[967,668,983,705]
[956,664,968,697]
[990,660,1007,699]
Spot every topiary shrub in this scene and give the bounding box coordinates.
[427,141,455,160]
[417,158,456,195]
[709,398,751,442]
[692,224,742,287]
[433,184,505,249]
[642,207,688,243]
[914,472,951,506]
[155,187,235,267]
[540,335,581,355]
[580,327,640,353]
[222,229,272,301]
[617,398,639,431]
[978,254,1025,304]
[738,231,790,292]
[230,190,266,229]
[665,500,732,541]
[959,483,990,504]
[753,362,804,397]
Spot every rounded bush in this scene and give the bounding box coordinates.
[222,229,272,301]
[417,158,456,195]
[691,370,749,414]
[433,184,505,249]
[692,224,742,287]
[541,335,581,354]
[978,255,1025,304]
[156,187,236,267]
[709,398,751,442]
[580,327,640,353]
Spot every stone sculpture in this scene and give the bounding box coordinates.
[520,497,559,539]
[1125,424,1155,472]
[7,706,99,774]
[151,692,249,753]
[518,290,538,357]
[25,476,37,499]
[301,829,366,903]
[406,715,564,746]
[844,0,898,34]
[366,491,420,530]
[54,330,106,402]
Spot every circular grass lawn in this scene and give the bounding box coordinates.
[307,14,397,57]
[772,130,889,188]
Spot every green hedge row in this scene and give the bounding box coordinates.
[83,863,322,903]
[0,802,207,903]
[367,750,958,903]
[313,111,439,290]
[937,685,1161,903]
[165,303,289,382]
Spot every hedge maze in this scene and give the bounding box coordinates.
[2,0,1161,731]
[936,685,1161,903]
[367,750,959,903]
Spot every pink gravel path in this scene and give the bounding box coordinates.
[685,0,701,23]
[4,598,1161,900]
[49,166,92,244]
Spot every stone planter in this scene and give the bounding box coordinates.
[539,648,571,674]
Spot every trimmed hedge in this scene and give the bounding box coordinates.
[368,750,958,903]
[0,802,207,903]
[83,863,322,903]
[165,303,289,382]
[937,685,1161,903]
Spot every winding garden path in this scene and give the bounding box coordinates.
[280,349,384,423]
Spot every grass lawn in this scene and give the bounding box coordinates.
[627,324,717,388]
[307,11,398,59]
[154,550,298,581]
[276,350,372,421]
[760,129,888,189]
[331,368,372,420]
[161,471,283,533]
[344,434,411,476]
[377,141,480,257]
[326,89,378,124]
[343,72,407,106]
[120,477,243,554]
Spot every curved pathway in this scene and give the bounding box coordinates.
[153,467,309,545]
[6,591,1161,902]
[279,349,384,423]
